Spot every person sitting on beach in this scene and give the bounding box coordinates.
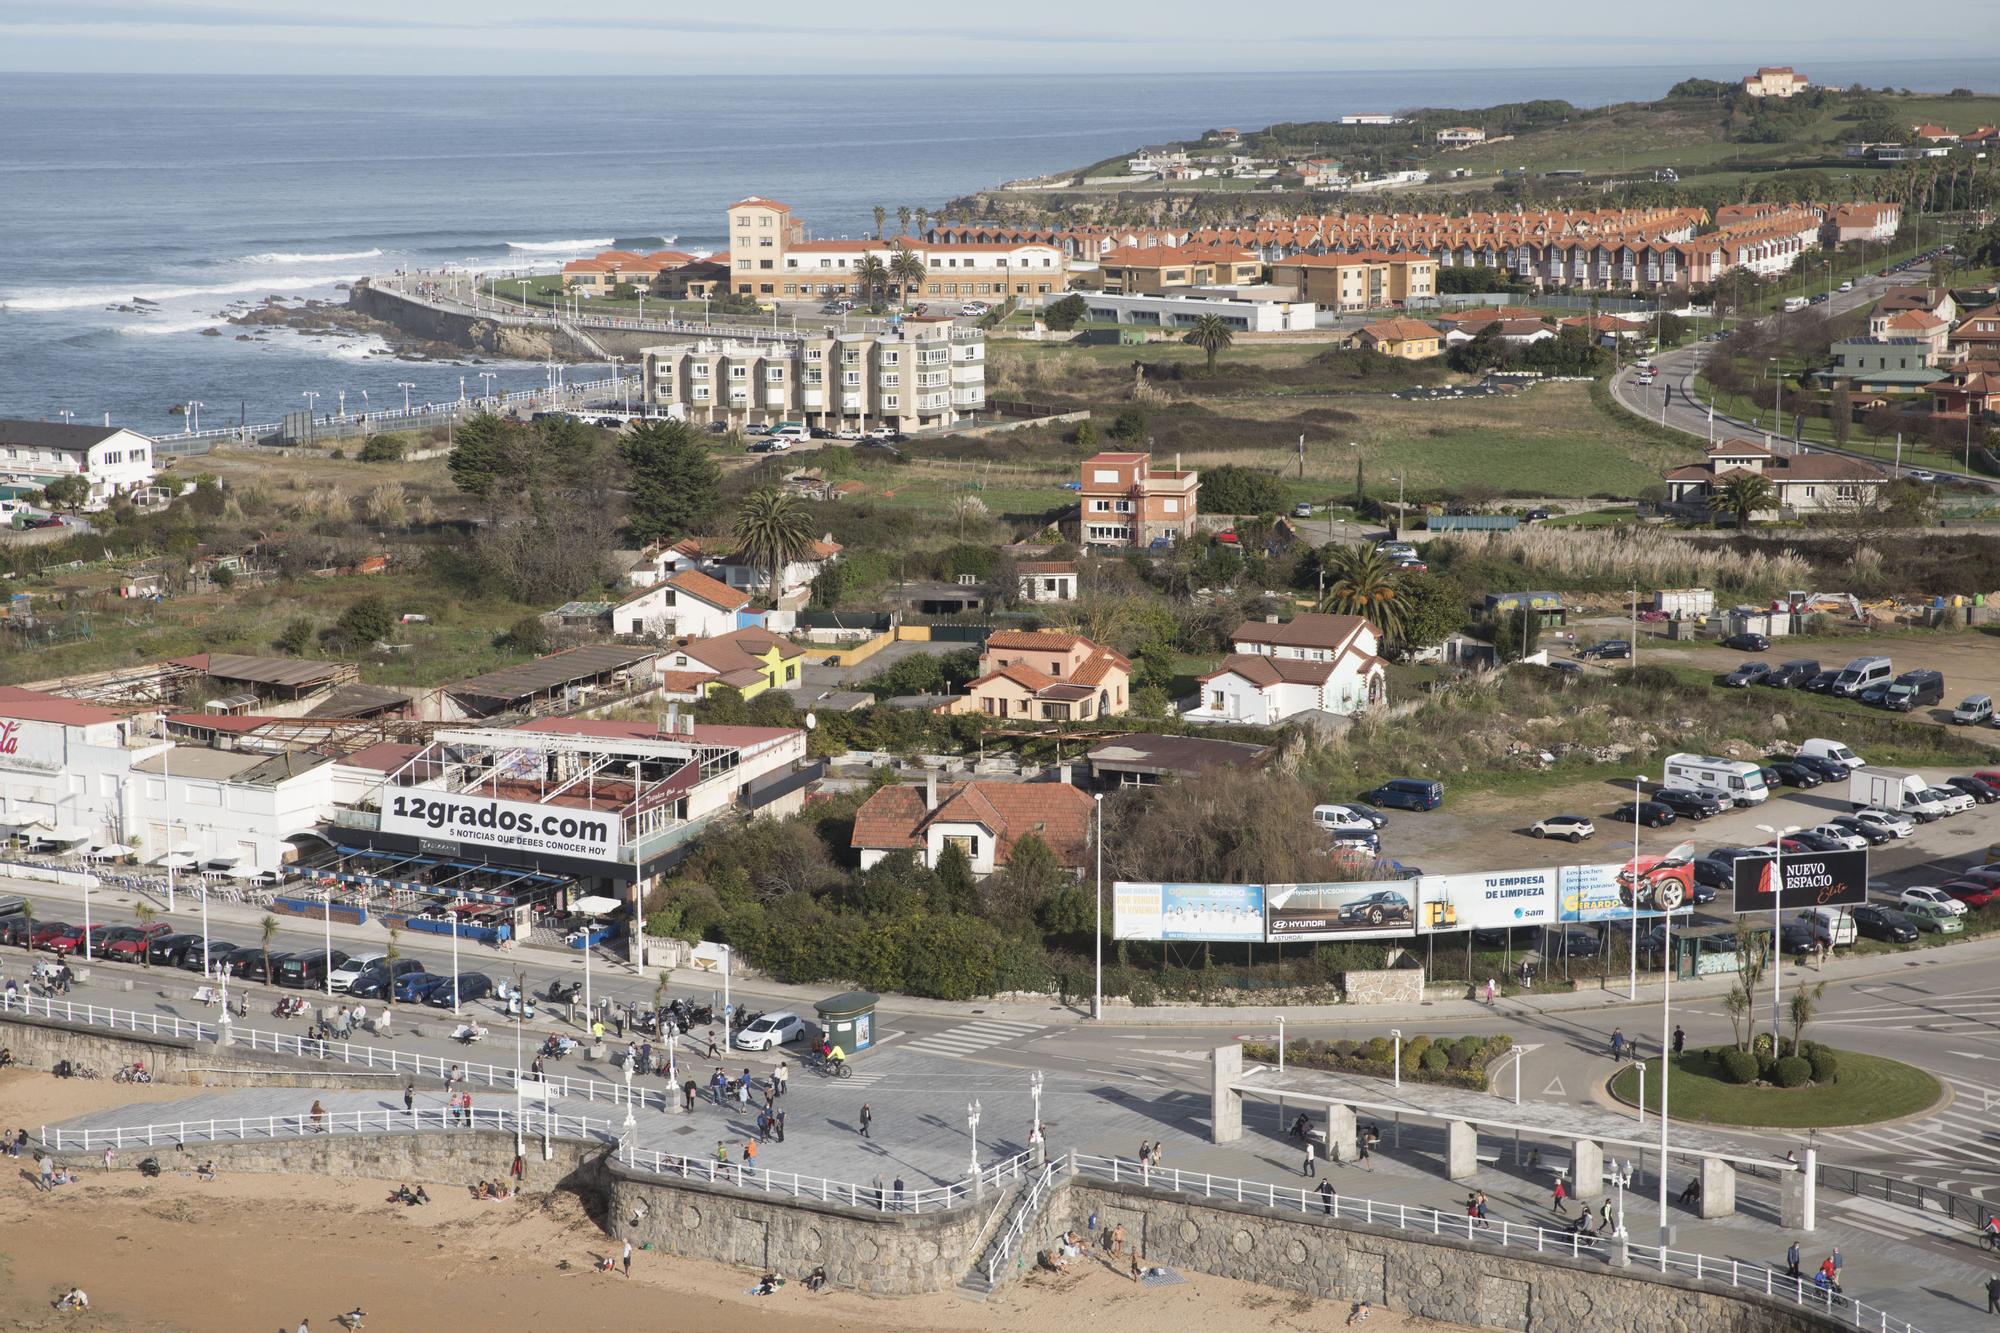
[56,1287,88,1311]
[1346,1301,1372,1326]
[754,1272,779,1296]
[475,1180,493,1200]
[806,1266,827,1293]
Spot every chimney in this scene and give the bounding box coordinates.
[925,772,939,811]
[1058,762,1073,786]
[663,702,678,735]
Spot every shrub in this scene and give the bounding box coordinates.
[1420,1045,1449,1073]
[358,434,406,462]
[1401,1034,1432,1070]
[1807,1048,1839,1084]
[1363,1037,1391,1062]
[1044,293,1089,332]
[1771,1056,1813,1088]
[1451,1035,1483,1068]
[1718,1047,1760,1084]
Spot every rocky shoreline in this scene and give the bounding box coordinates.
[225,294,489,363]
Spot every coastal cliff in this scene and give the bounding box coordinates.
[347,280,568,360]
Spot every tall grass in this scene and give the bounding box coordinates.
[1434,527,1813,593]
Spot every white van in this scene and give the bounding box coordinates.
[1783,296,1810,313]
[1829,656,1893,698]
[770,422,812,443]
[1797,737,1865,772]
[1312,804,1378,839]
[1953,695,1993,726]
[1797,906,1856,948]
[1663,753,1769,806]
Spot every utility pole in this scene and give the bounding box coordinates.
[1297,432,1305,480]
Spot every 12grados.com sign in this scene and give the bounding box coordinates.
[382,792,621,861]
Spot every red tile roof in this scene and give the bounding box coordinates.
[1231,613,1372,652]
[850,779,1094,867]
[0,690,131,727]
[341,741,424,773]
[667,569,750,611]
[985,630,1084,652]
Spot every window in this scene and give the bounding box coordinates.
[882,351,899,366]
[729,366,747,380]
[883,394,898,408]
[766,367,784,382]
[692,386,710,401]
[692,364,709,378]
[1092,469,1118,484]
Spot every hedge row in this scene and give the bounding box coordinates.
[1244,1033,1516,1092]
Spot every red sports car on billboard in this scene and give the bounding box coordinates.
[1616,840,1697,912]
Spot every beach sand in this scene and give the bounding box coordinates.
[0,1071,1471,1332]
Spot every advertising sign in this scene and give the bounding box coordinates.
[1559,846,1697,923]
[1265,880,1418,940]
[1730,849,1868,914]
[0,717,66,775]
[1416,869,1557,933]
[1111,882,1266,942]
[381,790,622,862]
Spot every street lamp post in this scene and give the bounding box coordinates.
[1092,793,1104,1020]
[1634,1060,1647,1126]
[1657,892,1673,1235]
[479,372,497,404]
[322,886,335,998]
[1277,1015,1286,1075]
[1629,773,1647,999]
[1756,823,1799,1049]
[451,911,461,1015]
[399,382,415,414]
[1390,1028,1402,1091]
[966,1099,982,1178]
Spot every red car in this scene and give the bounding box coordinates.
[1939,880,2000,909]
[1972,771,2000,789]
[43,923,89,955]
[1617,840,1698,912]
[103,922,171,959]
[1215,531,1239,546]
[28,921,73,950]
[1954,867,2000,892]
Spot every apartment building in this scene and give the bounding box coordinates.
[641,318,985,432]
[1098,245,1264,295]
[1823,202,1902,246]
[726,197,1066,303]
[1078,451,1200,548]
[1742,66,1808,98]
[1269,251,1436,310]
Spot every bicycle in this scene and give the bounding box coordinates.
[808,1054,852,1080]
[74,1065,101,1081]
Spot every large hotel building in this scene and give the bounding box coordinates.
[727,197,1067,303]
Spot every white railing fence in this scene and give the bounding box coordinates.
[1068,1155,1923,1333]
[986,1158,1063,1283]
[40,1104,616,1152]
[614,1142,1029,1215]
[3,993,215,1042]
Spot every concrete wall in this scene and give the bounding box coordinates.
[1061,1178,1837,1333]
[1341,968,1425,1005]
[134,1126,598,1197]
[3,1012,422,1091]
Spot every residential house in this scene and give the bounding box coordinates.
[1927,363,2000,420]
[612,569,752,639]
[1813,338,1946,393]
[1347,318,1441,359]
[1877,286,1957,324]
[954,630,1130,723]
[1951,304,2000,362]
[1098,245,1264,295]
[1078,451,1200,548]
[1434,127,1487,146]
[1443,317,1554,347]
[1912,124,1960,145]
[1340,114,1404,126]
[1561,313,1647,346]
[0,420,158,510]
[1127,144,1192,176]
[850,773,1093,875]
[628,534,841,603]
[1661,440,1888,516]
[1015,560,1079,603]
[658,628,805,699]
[561,248,698,291]
[1270,251,1437,310]
[726,197,1067,304]
[1084,733,1272,789]
[1183,613,1387,725]
[1865,309,1950,364]
[1742,66,1808,98]
[1822,203,1901,246]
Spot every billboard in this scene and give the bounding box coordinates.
[1730,849,1868,914]
[1416,869,1558,933]
[1112,882,1265,942]
[1558,847,1698,923]
[381,790,622,862]
[1265,880,1418,940]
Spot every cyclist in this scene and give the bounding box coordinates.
[828,1042,846,1071]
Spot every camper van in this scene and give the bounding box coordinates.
[1829,657,1893,698]
[1663,753,1770,806]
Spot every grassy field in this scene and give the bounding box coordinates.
[1609,1047,1940,1128]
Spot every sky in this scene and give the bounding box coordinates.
[3,0,1998,75]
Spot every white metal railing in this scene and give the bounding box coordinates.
[613,1142,1031,1215]
[1068,1155,1924,1333]
[986,1158,1063,1282]
[1,995,672,1112]
[39,1104,616,1153]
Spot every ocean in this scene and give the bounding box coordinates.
[1,59,1995,436]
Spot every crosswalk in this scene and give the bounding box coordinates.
[1816,1070,2000,1198]
[897,1018,1045,1059]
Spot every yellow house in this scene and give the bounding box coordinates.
[664,627,804,700]
[1348,318,1442,360]
[952,630,1131,723]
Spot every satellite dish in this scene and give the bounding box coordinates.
[804,712,817,731]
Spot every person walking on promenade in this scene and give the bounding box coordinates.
[1787,1240,1802,1281]
[776,1108,786,1143]
[1551,1177,1568,1216]
[622,1239,632,1278]
[1485,977,1497,1005]
[683,1079,698,1113]
[1317,1180,1335,1216]
[462,1090,473,1126]
[1609,1028,1627,1061]
[1985,1274,2000,1315]
[705,1030,720,1059]
[859,1103,873,1140]
[1357,1132,1372,1169]
[1303,1140,1317,1178]
[310,1099,326,1133]
[1673,1025,1686,1057]
[774,1060,787,1098]
[403,1084,414,1115]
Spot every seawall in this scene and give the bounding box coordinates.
[349,281,662,363]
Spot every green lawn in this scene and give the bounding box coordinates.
[1608,1047,1939,1128]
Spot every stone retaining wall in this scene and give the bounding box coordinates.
[132,1127,598,1198]
[2,1012,423,1091]
[1340,968,1425,1005]
[1059,1178,1840,1333]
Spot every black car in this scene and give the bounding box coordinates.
[1946,776,2000,805]
[1790,754,1850,782]
[1721,632,1769,652]
[1693,848,1752,891]
[1764,760,1824,789]
[1577,639,1631,661]
[1471,926,1535,949]
[1802,670,1841,694]
[226,949,291,982]
[147,933,204,967]
[180,941,241,973]
[1652,787,1725,819]
[1761,659,1820,689]
[1609,800,1677,828]
[1339,801,1389,829]
[704,420,730,434]
[346,958,427,999]
[0,913,32,947]
[1722,661,1771,688]
[1788,830,1847,853]
[422,971,495,1006]
[1851,905,1919,944]
[1859,682,1892,706]
[1687,880,1718,905]
[1825,815,1892,846]
[1557,928,1602,958]
[808,427,835,439]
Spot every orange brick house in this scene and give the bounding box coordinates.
[953,630,1130,723]
[1078,451,1200,548]
[850,774,1094,875]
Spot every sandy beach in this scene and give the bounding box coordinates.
[0,1070,1473,1332]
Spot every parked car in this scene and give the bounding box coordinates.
[1764,760,1824,789]
[1693,848,1751,891]
[734,1010,808,1051]
[346,958,426,998]
[1324,801,1388,829]
[1939,880,2000,910]
[0,914,33,948]
[1609,800,1677,828]
[1361,778,1443,812]
[1721,632,1770,652]
[1900,886,1967,916]
[1787,830,1848,853]
[179,941,241,974]
[1776,921,1821,956]
[1925,786,1977,816]
[1722,661,1771,688]
[103,923,171,959]
[329,952,386,994]
[393,972,450,1004]
[1576,639,1631,661]
[1761,659,1820,689]
[1858,682,1892,707]
[1802,670,1841,694]
[1824,815,1892,846]
[1945,776,2000,804]
[1789,754,1851,783]
[422,972,494,1006]
[42,923,89,955]
[227,950,291,982]
[145,933,202,966]
[1531,814,1595,843]
[1652,787,1725,819]
[1952,695,1993,726]
[1904,900,1964,933]
[1853,808,1917,839]
[1805,824,1868,852]
[1293,502,1314,519]
[1557,928,1602,958]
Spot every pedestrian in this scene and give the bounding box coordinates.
[683,1079,697,1112]
[1672,1025,1686,1057]
[1551,1177,1568,1216]
[1357,1133,1372,1169]
[859,1103,872,1140]
[310,1099,326,1133]
[1819,1256,1839,1291]
[622,1238,633,1278]
[403,1084,414,1114]
[377,1007,390,1038]
[774,1060,787,1098]
[1830,1245,1842,1284]
[1485,977,1497,1004]
[613,1007,625,1040]
[1599,1198,1612,1231]
[1317,1180,1335,1216]
[705,1031,720,1059]
[715,1140,729,1163]
[744,1139,757,1165]
[1475,1191,1490,1226]
[1986,1274,2000,1315]
[776,1108,786,1143]
[893,1176,905,1209]
[1786,1239,1802,1281]
[1303,1140,1317,1178]
[1985,1215,2000,1251]
[757,1110,770,1142]
[1110,1221,1127,1254]
[510,1152,524,1182]
[1609,1028,1627,1061]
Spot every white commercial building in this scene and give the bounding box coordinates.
[1062,289,1318,333]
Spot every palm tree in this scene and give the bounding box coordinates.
[1716,473,1775,527]
[914,206,931,240]
[1185,314,1235,372]
[872,205,887,240]
[855,255,890,307]
[1789,979,1827,1056]
[896,206,912,238]
[259,912,280,986]
[133,902,158,970]
[889,246,928,304]
[383,927,402,1013]
[1317,544,1408,643]
[732,489,817,601]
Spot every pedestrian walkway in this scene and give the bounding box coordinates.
[897,1019,1045,1059]
[1818,1067,2000,1198]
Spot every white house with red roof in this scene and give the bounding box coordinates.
[612,568,754,640]
[1742,66,1808,98]
[627,534,841,604]
[850,773,1093,875]
[1184,614,1386,725]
